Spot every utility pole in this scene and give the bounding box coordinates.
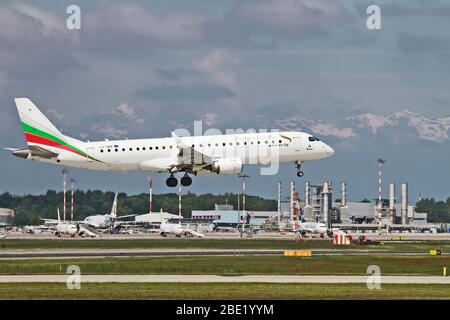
[238,174,249,235]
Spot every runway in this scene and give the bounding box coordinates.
[0,248,445,259]
[0,274,449,284]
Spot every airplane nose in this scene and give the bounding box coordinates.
[323,143,335,156]
[327,146,335,156]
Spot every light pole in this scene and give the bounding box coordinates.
[62,169,69,222]
[238,174,249,235]
[69,178,76,222]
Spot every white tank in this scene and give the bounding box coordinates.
[401,183,408,225]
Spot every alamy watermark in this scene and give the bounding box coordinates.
[66,265,81,290]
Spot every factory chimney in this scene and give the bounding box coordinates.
[401,183,408,225]
[389,183,396,224]
[304,181,311,206]
[322,182,332,229]
[290,181,295,226]
[340,182,347,207]
[277,181,281,225]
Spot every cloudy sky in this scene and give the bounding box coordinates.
[1,0,450,203]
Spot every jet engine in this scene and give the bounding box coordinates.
[211,158,243,175]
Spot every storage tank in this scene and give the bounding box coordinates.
[401,183,408,225]
[389,183,396,224]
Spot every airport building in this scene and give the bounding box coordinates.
[0,208,14,225]
[191,203,279,228]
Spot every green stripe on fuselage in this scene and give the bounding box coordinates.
[21,122,89,158]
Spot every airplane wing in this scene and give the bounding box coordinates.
[116,214,137,219]
[171,132,213,166]
[185,229,205,238]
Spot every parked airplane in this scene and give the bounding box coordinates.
[296,222,333,238]
[158,212,204,238]
[159,221,205,238]
[53,209,98,238]
[80,193,135,229]
[8,98,334,187]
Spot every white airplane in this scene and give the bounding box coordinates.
[159,221,205,238]
[8,98,335,187]
[80,193,135,229]
[53,209,98,238]
[158,212,204,238]
[296,222,333,238]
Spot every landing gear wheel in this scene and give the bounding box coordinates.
[166,174,178,187]
[295,161,304,177]
[180,174,192,187]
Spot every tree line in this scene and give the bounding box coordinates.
[0,190,277,225]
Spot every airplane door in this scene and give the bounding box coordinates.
[293,137,302,151]
[86,147,95,162]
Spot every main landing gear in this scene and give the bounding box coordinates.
[165,173,193,187]
[295,161,304,177]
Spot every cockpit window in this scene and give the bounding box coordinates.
[314,136,320,141]
[308,136,320,141]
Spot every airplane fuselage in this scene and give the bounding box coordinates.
[25,131,334,173]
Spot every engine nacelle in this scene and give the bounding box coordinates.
[211,158,243,175]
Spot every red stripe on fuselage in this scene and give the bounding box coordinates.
[24,133,86,158]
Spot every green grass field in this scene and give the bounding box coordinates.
[1,238,449,251]
[0,255,448,276]
[0,283,449,299]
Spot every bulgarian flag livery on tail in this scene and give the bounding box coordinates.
[14,98,95,161]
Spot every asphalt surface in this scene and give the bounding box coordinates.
[0,275,449,284]
[0,248,447,259]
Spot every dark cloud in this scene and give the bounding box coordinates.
[135,83,235,101]
[397,32,450,52]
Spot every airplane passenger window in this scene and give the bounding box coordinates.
[208,144,211,147]
[100,149,104,153]
[222,143,226,146]
[136,147,140,151]
[122,148,125,152]
[155,146,159,150]
[162,146,166,149]
[279,140,282,143]
[129,148,133,151]
[143,147,146,151]
[115,149,118,152]
[107,149,111,152]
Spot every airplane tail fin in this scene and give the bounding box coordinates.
[14,98,86,156]
[57,208,61,225]
[110,193,118,219]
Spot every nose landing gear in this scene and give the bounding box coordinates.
[295,161,304,177]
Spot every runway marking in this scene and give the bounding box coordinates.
[0,275,449,284]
